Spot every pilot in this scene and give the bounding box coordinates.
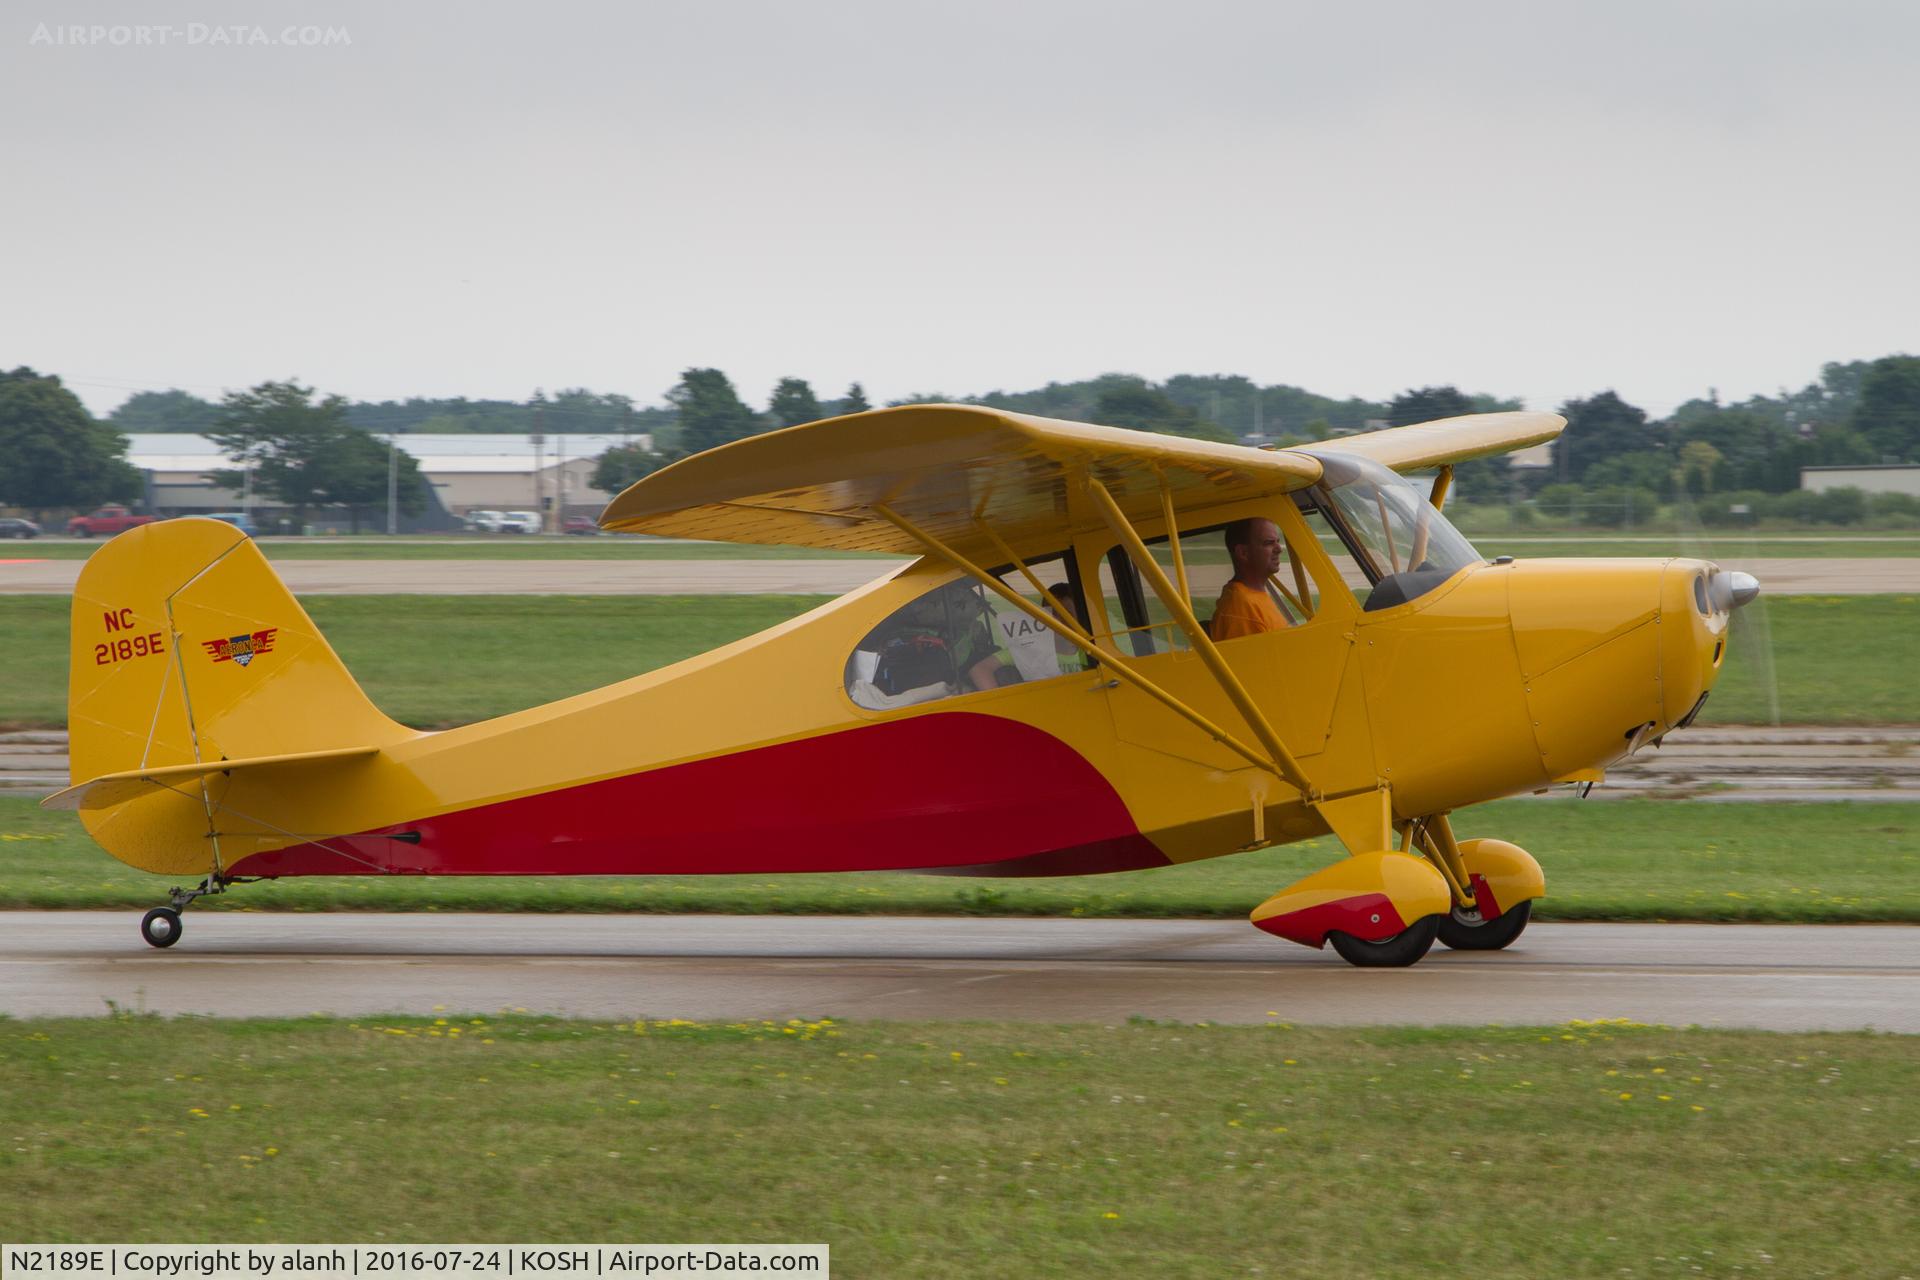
[1211,517,1292,640]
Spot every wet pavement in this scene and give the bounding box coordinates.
[3,913,1914,1031]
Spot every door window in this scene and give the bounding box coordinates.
[1097,515,1318,653]
[845,554,1085,710]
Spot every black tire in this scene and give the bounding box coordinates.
[1328,914,1441,968]
[140,907,182,949]
[1437,899,1532,952]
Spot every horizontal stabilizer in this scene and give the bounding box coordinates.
[42,745,381,812]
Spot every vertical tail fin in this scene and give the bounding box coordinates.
[64,519,413,873]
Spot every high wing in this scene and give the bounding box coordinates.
[1305,410,1565,472]
[598,404,1564,553]
[600,404,1324,554]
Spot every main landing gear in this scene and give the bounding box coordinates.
[1250,826,1546,968]
[1329,915,1442,968]
[138,873,231,948]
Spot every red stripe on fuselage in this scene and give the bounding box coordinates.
[227,712,1167,879]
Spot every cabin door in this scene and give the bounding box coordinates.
[1089,535,1355,773]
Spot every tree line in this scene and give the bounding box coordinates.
[594,360,1920,506]
[0,369,430,526]
[4,355,1916,521]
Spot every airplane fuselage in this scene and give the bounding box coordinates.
[193,552,1727,883]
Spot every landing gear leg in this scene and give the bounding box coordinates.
[1415,821,1544,953]
[139,873,229,949]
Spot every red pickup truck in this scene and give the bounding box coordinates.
[67,505,156,537]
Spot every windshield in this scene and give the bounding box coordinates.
[1311,452,1484,609]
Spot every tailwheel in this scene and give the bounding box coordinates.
[1328,915,1441,968]
[1437,898,1532,951]
[140,907,183,949]
[136,872,234,949]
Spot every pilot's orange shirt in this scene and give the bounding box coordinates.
[1211,579,1290,640]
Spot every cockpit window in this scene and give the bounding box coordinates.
[845,554,1085,711]
[1309,452,1484,610]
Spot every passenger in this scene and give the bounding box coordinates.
[875,581,1016,694]
[938,582,1020,690]
[1211,517,1292,639]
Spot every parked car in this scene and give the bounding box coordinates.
[563,516,599,535]
[67,505,155,537]
[205,512,259,537]
[464,509,508,533]
[0,517,40,539]
[501,510,544,534]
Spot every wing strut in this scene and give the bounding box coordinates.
[871,504,1280,777]
[1158,479,1191,603]
[1406,464,1453,571]
[1083,479,1319,799]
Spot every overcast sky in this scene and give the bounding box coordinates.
[4,0,1917,422]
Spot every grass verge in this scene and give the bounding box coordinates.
[1,1015,1913,1277]
[2,594,1916,729]
[4,798,1914,921]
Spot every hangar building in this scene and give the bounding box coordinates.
[123,433,645,530]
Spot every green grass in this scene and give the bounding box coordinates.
[4,798,1913,921]
[5,592,1914,730]
[1708,594,1920,724]
[1,1016,1913,1277]
[315,594,836,728]
[0,595,834,729]
[1477,535,1920,558]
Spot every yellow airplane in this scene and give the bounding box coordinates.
[48,405,1758,965]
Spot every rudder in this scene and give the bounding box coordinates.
[65,519,413,873]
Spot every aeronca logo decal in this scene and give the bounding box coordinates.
[202,628,278,668]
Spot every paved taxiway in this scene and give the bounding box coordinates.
[4,913,1914,1031]
[3,555,1918,594]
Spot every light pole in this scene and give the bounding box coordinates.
[532,407,546,533]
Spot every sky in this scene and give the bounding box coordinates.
[4,0,1917,423]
